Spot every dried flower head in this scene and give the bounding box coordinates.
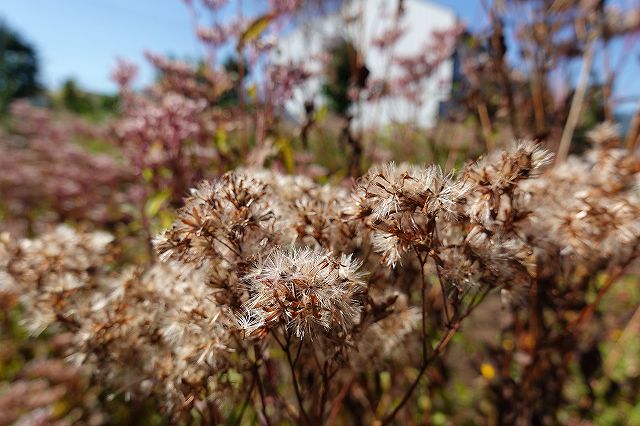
[352,292,420,366]
[354,162,470,222]
[1,225,114,334]
[239,247,365,340]
[586,121,620,147]
[348,162,471,266]
[465,140,553,229]
[154,172,281,266]
[466,140,553,188]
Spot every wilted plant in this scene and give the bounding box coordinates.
[4,131,640,424]
[1,0,640,423]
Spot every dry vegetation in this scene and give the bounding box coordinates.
[1,0,640,425]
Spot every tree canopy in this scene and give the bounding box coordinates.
[0,21,40,112]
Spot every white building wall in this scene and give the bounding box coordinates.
[273,0,457,129]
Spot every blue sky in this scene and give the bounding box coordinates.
[0,0,484,92]
[0,0,638,112]
[0,0,202,92]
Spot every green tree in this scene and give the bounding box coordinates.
[54,78,119,119]
[320,38,369,177]
[215,55,251,108]
[0,21,40,112]
[60,78,93,114]
[321,38,370,115]
[321,38,359,116]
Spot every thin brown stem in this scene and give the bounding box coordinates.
[326,376,355,426]
[380,324,459,426]
[253,343,271,426]
[280,330,311,425]
[435,264,451,325]
[380,299,483,425]
[569,265,624,333]
[477,102,494,152]
[234,373,257,426]
[415,249,429,363]
[625,98,640,151]
[317,359,333,422]
[605,302,640,374]
[557,36,597,162]
[293,338,304,368]
[487,3,520,139]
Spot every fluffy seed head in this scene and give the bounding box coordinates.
[239,247,365,340]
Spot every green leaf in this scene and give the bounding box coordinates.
[379,371,391,392]
[142,168,153,182]
[158,210,175,231]
[432,412,447,426]
[314,104,329,123]
[144,189,172,218]
[215,129,229,154]
[236,14,273,51]
[247,83,257,100]
[276,137,295,173]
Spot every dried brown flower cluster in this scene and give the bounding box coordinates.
[239,247,365,340]
[1,226,234,417]
[4,134,640,424]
